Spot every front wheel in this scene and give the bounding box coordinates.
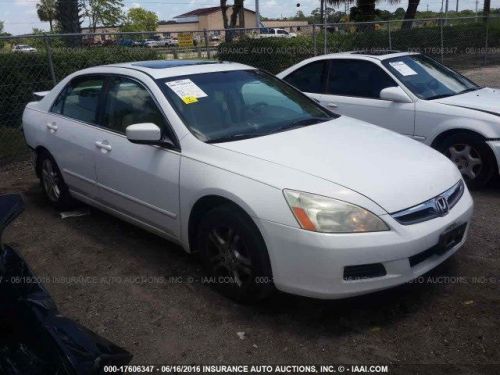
[438,133,496,189]
[196,204,274,303]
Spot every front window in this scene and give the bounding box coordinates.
[158,70,333,143]
[383,54,479,100]
[327,59,397,99]
[102,77,166,134]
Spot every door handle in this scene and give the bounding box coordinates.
[326,102,338,109]
[46,122,58,133]
[95,140,112,152]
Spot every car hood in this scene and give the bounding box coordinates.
[433,87,500,116]
[214,117,461,213]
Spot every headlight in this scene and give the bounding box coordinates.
[283,190,389,233]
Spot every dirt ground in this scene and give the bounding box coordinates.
[1,67,499,375]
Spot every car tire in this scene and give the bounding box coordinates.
[196,204,274,303]
[438,132,496,189]
[37,151,75,210]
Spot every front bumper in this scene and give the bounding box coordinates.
[486,140,500,174]
[257,188,474,299]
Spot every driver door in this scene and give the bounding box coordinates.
[94,76,181,238]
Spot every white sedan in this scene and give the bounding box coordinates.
[277,52,500,188]
[12,44,37,53]
[22,60,473,302]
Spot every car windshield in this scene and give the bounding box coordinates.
[158,70,333,143]
[382,55,479,100]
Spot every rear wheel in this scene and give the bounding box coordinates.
[196,204,274,303]
[438,133,496,189]
[38,152,75,210]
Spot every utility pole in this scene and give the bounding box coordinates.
[475,0,479,21]
[444,0,449,24]
[255,0,260,28]
[456,0,459,13]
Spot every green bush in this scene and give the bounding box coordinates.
[218,21,500,73]
[218,36,316,74]
[0,47,162,161]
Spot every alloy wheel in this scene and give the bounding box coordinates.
[447,143,483,180]
[206,226,253,288]
[41,159,61,202]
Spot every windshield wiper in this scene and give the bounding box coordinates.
[207,117,328,143]
[426,93,453,100]
[457,87,480,95]
[207,132,267,144]
[274,117,328,133]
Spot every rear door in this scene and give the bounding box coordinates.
[93,75,181,237]
[47,75,105,198]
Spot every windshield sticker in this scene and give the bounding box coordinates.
[166,79,207,104]
[389,61,418,76]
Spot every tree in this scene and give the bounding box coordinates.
[483,0,491,21]
[55,0,81,34]
[401,0,420,29]
[294,10,307,20]
[81,0,124,33]
[37,0,57,32]
[120,7,158,32]
[220,0,245,42]
[393,7,406,19]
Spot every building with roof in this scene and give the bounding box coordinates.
[168,6,257,31]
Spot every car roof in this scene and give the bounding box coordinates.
[310,51,420,61]
[104,60,254,79]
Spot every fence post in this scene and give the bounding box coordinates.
[312,24,317,56]
[440,18,444,63]
[388,21,392,51]
[323,23,327,54]
[483,16,489,65]
[203,29,211,59]
[44,35,57,86]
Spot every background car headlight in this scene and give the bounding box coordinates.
[283,190,389,233]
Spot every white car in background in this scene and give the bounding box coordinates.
[12,44,37,53]
[278,52,500,188]
[22,60,472,302]
[257,28,297,38]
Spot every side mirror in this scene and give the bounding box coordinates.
[126,123,162,145]
[379,87,412,103]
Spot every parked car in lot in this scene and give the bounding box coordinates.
[12,44,37,53]
[144,38,178,48]
[255,28,297,38]
[22,60,473,302]
[143,39,163,48]
[117,38,141,47]
[277,51,500,188]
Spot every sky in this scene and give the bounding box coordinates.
[1,0,499,35]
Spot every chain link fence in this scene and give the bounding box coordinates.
[1,16,499,164]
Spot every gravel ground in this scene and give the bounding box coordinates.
[1,67,499,375]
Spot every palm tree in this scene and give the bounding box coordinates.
[402,0,420,29]
[324,0,421,29]
[483,0,491,21]
[36,0,57,32]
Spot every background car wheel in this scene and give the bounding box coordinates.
[37,152,75,210]
[196,204,274,303]
[438,133,496,189]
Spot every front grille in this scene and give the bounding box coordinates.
[391,180,465,225]
[344,263,387,281]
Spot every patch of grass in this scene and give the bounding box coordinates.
[0,126,29,162]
